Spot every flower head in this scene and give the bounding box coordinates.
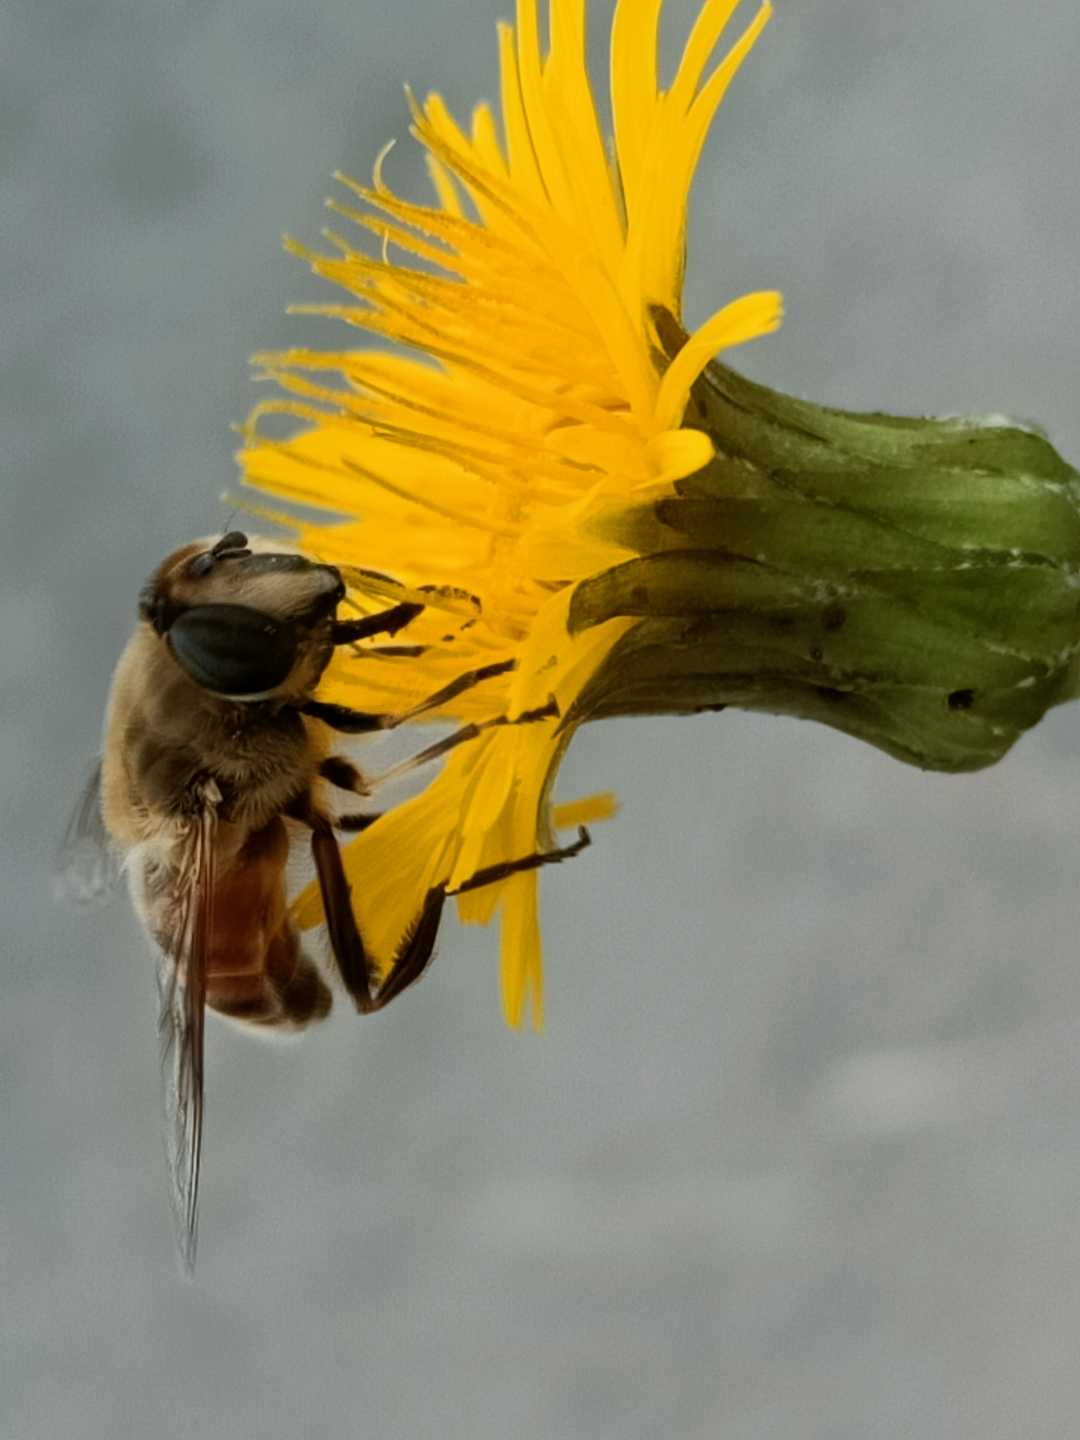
[241,0,780,1027]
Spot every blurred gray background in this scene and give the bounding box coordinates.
[6,1,1080,1436]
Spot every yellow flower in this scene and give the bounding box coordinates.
[240,0,782,1028]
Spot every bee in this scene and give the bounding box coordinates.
[58,530,589,1271]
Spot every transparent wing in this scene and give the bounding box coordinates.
[156,782,219,1275]
[53,760,120,907]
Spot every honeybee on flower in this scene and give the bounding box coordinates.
[64,0,1080,1275]
[242,0,1080,1031]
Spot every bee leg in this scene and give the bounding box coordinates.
[334,812,383,832]
[303,806,592,1014]
[368,886,448,1009]
[285,791,378,1011]
[299,658,517,734]
[296,794,443,1013]
[446,826,592,895]
[320,757,382,833]
[362,643,429,658]
[308,801,443,1012]
[366,699,558,791]
[308,816,378,1011]
[330,602,424,646]
[319,755,371,797]
[366,827,592,1008]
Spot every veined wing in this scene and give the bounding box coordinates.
[53,759,120,907]
[156,779,220,1275]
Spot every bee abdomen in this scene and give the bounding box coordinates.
[210,972,332,1029]
[209,931,332,1030]
[275,952,333,1026]
[205,817,332,1030]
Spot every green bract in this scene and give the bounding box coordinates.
[572,337,1080,773]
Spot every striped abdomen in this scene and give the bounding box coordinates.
[207,818,331,1029]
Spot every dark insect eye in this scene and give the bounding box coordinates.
[166,604,299,697]
[189,553,215,578]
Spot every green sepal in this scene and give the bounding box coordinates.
[571,353,1080,773]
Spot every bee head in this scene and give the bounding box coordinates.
[138,532,346,701]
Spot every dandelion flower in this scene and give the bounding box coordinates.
[241,0,1080,1028]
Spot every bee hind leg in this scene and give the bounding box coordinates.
[305,808,443,1013]
[368,886,447,1009]
[298,796,443,1014]
[446,827,591,896]
[286,789,378,1012]
[368,826,593,1009]
[296,794,591,1015]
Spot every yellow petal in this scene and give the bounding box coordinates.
[551,791,619,827]
[646,426,715,480]
[654,290,783,431]
[251,0,780,1024]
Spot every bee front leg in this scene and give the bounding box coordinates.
[303,686,558,794]
[300,659,517,734]
[330,602,424,646]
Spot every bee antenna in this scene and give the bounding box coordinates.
[211,530,250,559]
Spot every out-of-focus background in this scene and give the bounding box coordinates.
[6,1,1080,1435]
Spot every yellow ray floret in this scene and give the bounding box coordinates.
[242,0,781,1027]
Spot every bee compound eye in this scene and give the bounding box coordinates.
[166,604,299,697]
[189,552,215,578]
